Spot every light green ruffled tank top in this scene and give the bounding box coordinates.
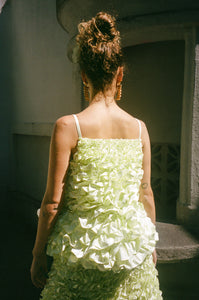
[47,114,159,272]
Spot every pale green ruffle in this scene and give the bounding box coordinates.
[41,255,162,299]
[47,138,159,272]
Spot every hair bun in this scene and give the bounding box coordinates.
[76,12,123,91]
[94,12,117,41]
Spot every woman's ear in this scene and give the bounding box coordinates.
[117,66,124,83]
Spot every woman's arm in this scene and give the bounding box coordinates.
[31,116,77,287]
[139,121,157,265]
[139,121,156,224]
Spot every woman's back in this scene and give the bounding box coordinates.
[70,102,142,141]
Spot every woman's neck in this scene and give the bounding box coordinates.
[89,83,117,106]
[89,94,115,107]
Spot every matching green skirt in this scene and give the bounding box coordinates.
[41,255,162,300]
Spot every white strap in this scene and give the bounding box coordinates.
[73,114,82,138]
[136,118,142,139]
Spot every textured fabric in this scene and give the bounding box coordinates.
[41,138,162,299]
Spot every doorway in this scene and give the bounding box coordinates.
[121,40,185,222]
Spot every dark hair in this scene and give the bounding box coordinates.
[76,12,123,91]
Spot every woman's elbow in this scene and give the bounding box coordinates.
[40,198,59,218]
[140,186,155,207]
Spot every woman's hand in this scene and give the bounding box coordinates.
[30,253,48,289]
[152,249,157,266]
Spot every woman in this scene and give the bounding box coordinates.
[31,12,162,299]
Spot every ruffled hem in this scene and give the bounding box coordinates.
[47,201,158,272]
[41,255,162,300]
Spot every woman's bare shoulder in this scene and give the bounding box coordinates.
[117,108,141,126]
[118,108,149,139]
[52,115,78,146]
[122,109,147,129]
[55,114,75,127]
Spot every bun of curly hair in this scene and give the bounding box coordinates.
[76,12,123,91]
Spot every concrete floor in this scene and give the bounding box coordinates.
[1,208,199,300]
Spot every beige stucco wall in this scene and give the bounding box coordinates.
[11,0,80,124]
[3,1,81,206]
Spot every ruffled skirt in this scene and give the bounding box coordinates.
[40,255,162,300]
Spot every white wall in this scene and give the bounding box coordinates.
[11,0,80,124]
[4,0,82,204]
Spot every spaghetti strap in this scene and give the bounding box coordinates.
[73,114,82,138]
[136,118,142,139]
